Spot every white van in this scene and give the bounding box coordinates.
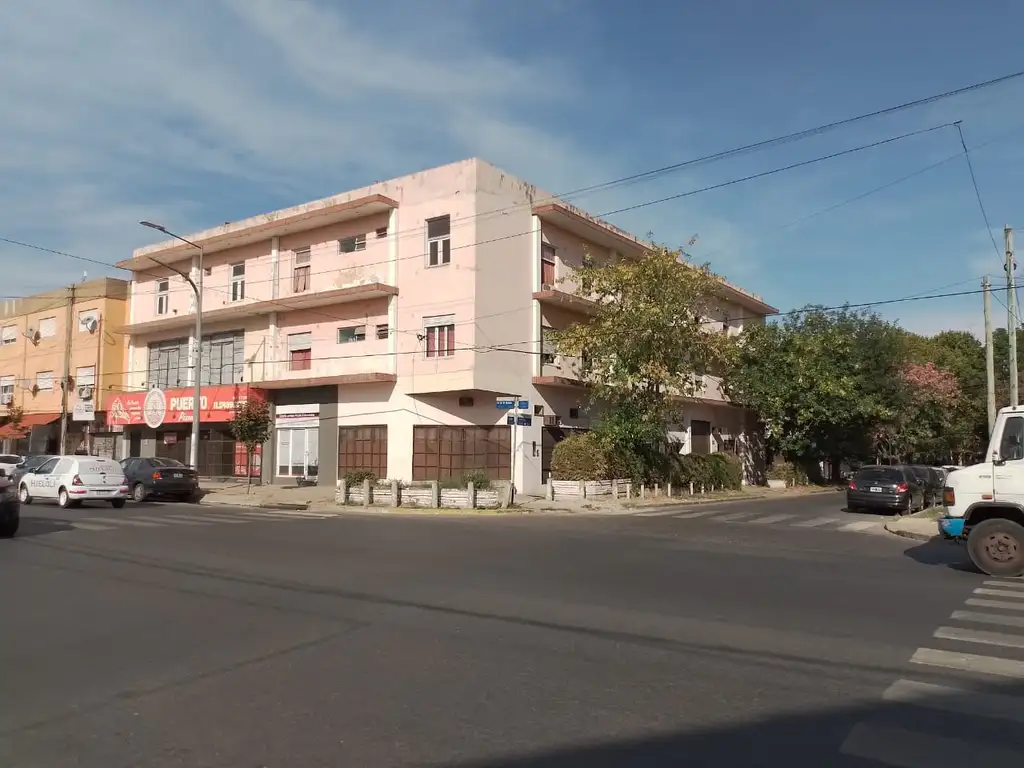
[18,455,131,509]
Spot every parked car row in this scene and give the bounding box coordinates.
[0,454,202,539]
[846,464,948,515]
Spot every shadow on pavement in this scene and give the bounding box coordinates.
[8,517,74,538]
[903,537,979,574]
[434,678,1024,767]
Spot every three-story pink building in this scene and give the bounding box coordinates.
[112,159,776,493]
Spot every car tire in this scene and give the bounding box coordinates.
[0,519,17,538]
[57,488,71,508]
[847,504,861,513]
[967,518,1024,577]
[18,484,32,505]
[110,499,126,509]
[132,483,147,503]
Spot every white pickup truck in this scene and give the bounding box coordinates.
[938,405,1024,577]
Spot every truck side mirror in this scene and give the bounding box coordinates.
[993,452,1006,466]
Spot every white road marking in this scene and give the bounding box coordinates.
[131,515,210,526]
[984,580,1024,589]
[790,516,841,527]
[670,509,723,519]
[934,625,1024,650]
[711,512,757,523]
[974,587,1024,599]
[836,520,880,532]
[72,522,114,531]
[967,598,1024,612]
[746,514,796,525]
[882,678,1024,725]
[951,610,1024,629]
[839,722,1024,766]
[637,508,701,517]
[233,510,333,520]
[172,514,251,524]
[910,647,1024,679]
[84,517,162,528]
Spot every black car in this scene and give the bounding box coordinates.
[846,465,925,515]
[907,465,944,508]
[0,469,19,538]
[119,457,200,502]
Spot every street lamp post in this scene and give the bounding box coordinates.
[140,221,204,471]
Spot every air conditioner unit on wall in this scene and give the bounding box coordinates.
[77,385,94,400]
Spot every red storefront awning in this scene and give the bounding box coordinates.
[0,412,60,439]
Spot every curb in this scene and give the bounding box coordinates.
[199,498,312,511]
[883,523,935,542]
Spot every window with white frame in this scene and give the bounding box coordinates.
[231,263,245,301]
[426,215,451,267]
[337,326,366,344]
[339,234,366,253]
[38,317,57,339]
[35,370,54,393]
[0,375,14,404]
[1,325,16,346]
[424,315,455,358]
[75,365,96,390]
[77,308,99,332]
[156,279,170,315]
[293,248,311,293]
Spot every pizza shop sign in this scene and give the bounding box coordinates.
[106,385,265,428]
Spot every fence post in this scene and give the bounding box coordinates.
[391,478,400,507]
[612,479,619,500]
[466,481,476,509]
[578,480,586,499]
[666,482,673,498]
[430,480,440,508]
[546,482,554,501]
[338,479,347,505]
[362,478,371,507]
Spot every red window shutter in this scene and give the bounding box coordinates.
[446,325,455,356]
[426,327,436,356]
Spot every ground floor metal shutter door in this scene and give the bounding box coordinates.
[338,426,388,479]
[412,425,510,482]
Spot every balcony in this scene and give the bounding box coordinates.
[119,282,398,336]
[248,349,396,390]
[534,353,586,389]
[532,288,600,317]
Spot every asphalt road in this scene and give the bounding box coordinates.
[2,495,1023,767]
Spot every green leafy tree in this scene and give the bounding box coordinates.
[724,306,905,474]
[548,245,734,479]
[229,398,272,492]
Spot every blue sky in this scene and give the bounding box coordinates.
[1,0,1022,337]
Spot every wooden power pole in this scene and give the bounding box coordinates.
[58,284,76,454]
[983,276,996,434]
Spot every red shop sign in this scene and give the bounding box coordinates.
[106,385,265,428]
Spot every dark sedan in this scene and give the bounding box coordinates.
[119,457,200,502]
[846,465,924,515]
[10,454,56,486]
[907,465,944,508]
[0,469,19,538]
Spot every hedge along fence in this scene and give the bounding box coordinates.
[547,477,735,501]
[337,477,507,510]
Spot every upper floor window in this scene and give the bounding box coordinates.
[541,243,556,287]
[156,279,170,315]
[293,248,311,293]
[376,323,389,340]
[231,264,245,301]
[375,226,388,239]
[35,370,54,392]
[38,317,57,339]
[75,365,96,388]
[0,375,14,404]
[722,313,730,333]
[337,326,366,344]
[288,332,312,371]
[424,315,455,358]
[541,325,557,365]
[340,234,366,254]
[1,325,16,346]
[426,215,451,267]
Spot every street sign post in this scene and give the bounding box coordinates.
[496,395,530,498]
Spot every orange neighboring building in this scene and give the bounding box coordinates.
[0,278,130,457]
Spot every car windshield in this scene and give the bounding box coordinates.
[22,455,53,468]
[150,458,186,468]
[855,467,905,483]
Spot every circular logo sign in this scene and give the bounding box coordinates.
[143,388,167,429]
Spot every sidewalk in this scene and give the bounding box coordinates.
[198,481,335,511]
[883,508,941,541]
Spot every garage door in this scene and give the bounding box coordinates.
[338,426,388,479]
[412,425,510,481]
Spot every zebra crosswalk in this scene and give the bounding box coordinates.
[54,507,340,533]
[839,576,1024,765]
[634,505,888,534]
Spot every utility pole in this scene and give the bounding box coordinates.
[983,276,996,434]
[1006,226,1019,407]
[58,283,76,454]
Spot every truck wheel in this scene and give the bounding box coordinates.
[967,518,1024,577]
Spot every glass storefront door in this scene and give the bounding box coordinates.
[276,427,319,478]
